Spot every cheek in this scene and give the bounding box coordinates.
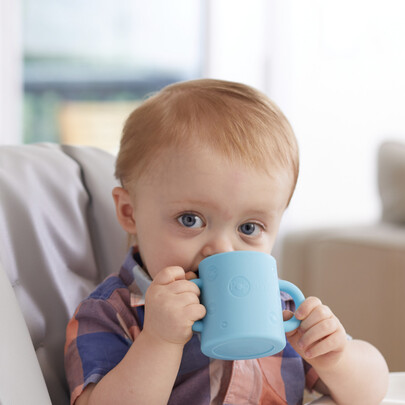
[141,237,198,279]
[136,227,181,278]
[142,249,182,279]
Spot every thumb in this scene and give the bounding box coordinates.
[283,310,301,340]
[283,309,294,322]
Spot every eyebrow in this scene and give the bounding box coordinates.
[169,199,275,219]
[169,199,222,210]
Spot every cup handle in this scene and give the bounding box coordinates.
[190,278,204,332]
[278,280,305,333]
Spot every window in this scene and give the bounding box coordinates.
[23,0,205,153]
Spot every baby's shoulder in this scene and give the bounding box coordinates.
[74,272,135,325]
[85,272,131,305]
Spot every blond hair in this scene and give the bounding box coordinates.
[115,79,299,203]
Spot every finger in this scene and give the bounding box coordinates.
[298,317,339,350]
[185,271,198,280]
[284,310,304,338]
[153,266,186,285]
[295,296,323,320]
[283,310,294,322]
[304,329,346,359]
[185,303,206,322]
[167,279,201,296]
[173,291,201,307]
[299,304,333,332]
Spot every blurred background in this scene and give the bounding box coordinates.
[2,0,405,236]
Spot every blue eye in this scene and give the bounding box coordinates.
[239,223,261,236]
[178,214,204,228]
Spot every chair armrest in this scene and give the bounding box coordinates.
[0,260,51,405]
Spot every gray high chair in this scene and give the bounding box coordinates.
[0,143,127,404]
[0,143,401,404]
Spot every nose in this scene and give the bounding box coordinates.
[201,233,234,258]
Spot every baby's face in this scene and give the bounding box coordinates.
[127,145,293,279]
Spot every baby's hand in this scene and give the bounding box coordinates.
[284,297,347,370]
[143,266,206,346]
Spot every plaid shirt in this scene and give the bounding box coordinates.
[65,248,318,405]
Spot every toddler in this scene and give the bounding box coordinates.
[65,79,388,405]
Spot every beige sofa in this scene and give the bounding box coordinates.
[280,141,405,372]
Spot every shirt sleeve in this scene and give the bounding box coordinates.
[64,291,135,404]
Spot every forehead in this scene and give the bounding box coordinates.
[138,143,265,184]
[132,145,294,211]
[141,140,289,179]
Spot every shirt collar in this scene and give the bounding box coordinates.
[120,247,152,304]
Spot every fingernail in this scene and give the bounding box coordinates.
[305,350,312,358]
[298,340,304,349]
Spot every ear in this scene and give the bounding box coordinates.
[112,187,137,235]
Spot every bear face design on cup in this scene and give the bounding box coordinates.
[191,251,305,360]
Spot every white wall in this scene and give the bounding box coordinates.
[207,0,405,235]
[0,0,22,144]
[270,1,405,232]
[205,0,268,90]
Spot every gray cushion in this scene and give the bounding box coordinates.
[0,143,127,404]
[378,141,405,224]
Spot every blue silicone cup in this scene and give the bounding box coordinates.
[191,251,305,360]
